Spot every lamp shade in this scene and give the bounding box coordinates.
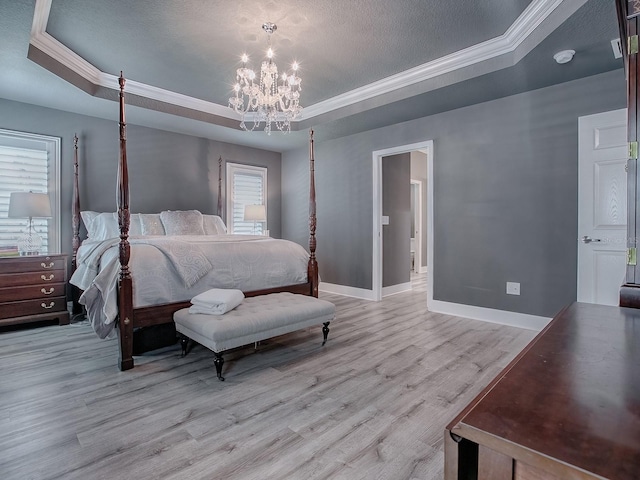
[8,192,52,218]
[243,204,266,222]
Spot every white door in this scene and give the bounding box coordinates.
[577,109,627,305]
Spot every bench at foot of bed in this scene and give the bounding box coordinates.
[173,292,336,381]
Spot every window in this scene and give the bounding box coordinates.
[0,129,61,254]
[226,163,267,235]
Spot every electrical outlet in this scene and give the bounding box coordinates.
[506,282,520,295]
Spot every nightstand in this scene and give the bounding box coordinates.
[0,254,70,327]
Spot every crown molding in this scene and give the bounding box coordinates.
[30,0,51,37]
[30,30,104,85]
[30,0,572,127]
[506,0,562,42]
[30,0,238,120]
[302,0,566,118]
[110,74,236,117]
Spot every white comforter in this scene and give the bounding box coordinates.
[70,235,309,338]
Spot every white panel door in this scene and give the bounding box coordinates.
[577,109,627,305]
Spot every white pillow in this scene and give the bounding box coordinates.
[81,211,141,240]
[203,215,227,235]
[80,211,99,232]
[160,210,205,235]
[127,213,142,236]
[140,213,165,235]
[87,212,119,240]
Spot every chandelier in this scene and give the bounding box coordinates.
[228,22,302,135]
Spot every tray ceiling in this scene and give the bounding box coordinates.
[0,0,624,151]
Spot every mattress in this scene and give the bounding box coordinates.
[70,235,309,338]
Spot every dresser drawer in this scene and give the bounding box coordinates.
[0,283,66,303]
[0,270,65,288]
[0,296,67,320]
[0,256,66,274]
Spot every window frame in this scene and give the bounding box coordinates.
[0,128,61,254]
[225,162,268,235]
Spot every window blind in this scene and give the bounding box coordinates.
[232,170,265,235]
[0,146,50,250]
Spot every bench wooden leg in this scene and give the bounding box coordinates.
[214,352,225,381]
[178,334,189,357]
[322,321,330,346]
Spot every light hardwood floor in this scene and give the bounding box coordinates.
[0,275,536,480]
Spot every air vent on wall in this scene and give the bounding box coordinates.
[611,38,623,59]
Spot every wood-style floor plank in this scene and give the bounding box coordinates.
[0,274,537,479]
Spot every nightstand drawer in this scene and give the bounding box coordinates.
[0,283,66,303]
[1,256,66,274]
[0,270,65,288]
[0,296,67,320]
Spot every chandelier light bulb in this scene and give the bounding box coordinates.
[228,22,303,134]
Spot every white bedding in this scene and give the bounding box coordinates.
[70,235,309,339]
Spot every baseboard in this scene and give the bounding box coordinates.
[319,281,551,330]
[382,282,412,297]
[319,282,376,300]
[428,299,551,331]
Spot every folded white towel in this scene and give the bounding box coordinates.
[189,288,244,315]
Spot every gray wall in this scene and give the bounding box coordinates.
[382,153,411,287]
[282,70,626,317]
[410,150,428,268]
[0,98,282,263]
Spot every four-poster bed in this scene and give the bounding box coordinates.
[71,73,319,371]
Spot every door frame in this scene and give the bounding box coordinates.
[410,179,424,274]
[372,140,434,302]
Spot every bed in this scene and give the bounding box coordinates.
[70,73,319,371]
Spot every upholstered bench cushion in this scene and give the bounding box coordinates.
[173,292,336,353]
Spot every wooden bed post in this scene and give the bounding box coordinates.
[308,129,319,297]
[71,133,82,314]
[71,133,80,270]
[217,155,223,219]
[117,72,134,371]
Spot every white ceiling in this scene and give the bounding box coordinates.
[0,0,623,151]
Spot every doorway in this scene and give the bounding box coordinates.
[372,140,434,302]
[577,109,627,305]
[410,179,423,274]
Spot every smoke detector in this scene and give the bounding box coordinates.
[553,50,575,64]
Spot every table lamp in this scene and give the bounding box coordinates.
[243,204,266,235]
[8,192,52,256]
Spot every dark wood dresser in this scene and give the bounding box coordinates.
[445,302,640,480]
[0,254,70,327]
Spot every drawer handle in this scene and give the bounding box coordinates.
[41,262,55,269]
[41,274,55,281]
[41,287,55,295]
[41,302,55,309]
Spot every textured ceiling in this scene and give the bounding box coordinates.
[46,0,534,105]
[0,0,624,152]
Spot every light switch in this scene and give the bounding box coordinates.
[382,216,389,225]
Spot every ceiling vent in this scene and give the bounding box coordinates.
[611,38,623,59]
